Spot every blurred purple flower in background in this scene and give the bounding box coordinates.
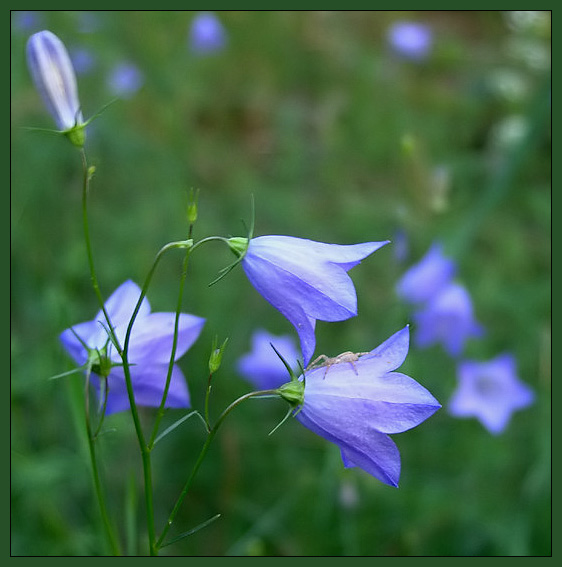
[237,329,300,390]
[60,280,205,414]
[189,11,228,54]
[387,21,433,61]
[449,354,534,434]
[26,30,83,132]
[70,47,96,75]
[107,61,144,98]
[235,235,389,365]
[295,327,441,487]
[412,282,484,357]
[12,11,44,32]
[396,242,456,304]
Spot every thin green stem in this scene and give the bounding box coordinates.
[156,389,280,550]
[79,150,121,554]
[117,239,193,556]
[203,373,213,431]
[84,368,121,556]
[80,150,120,352]
[148,248,191,448]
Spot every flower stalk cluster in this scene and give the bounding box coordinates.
[28,28,443,556]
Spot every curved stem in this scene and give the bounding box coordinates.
[117,239,193,556]
[156,389,280,550]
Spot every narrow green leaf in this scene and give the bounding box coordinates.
[160,513,222,548]
[152,410,205,446]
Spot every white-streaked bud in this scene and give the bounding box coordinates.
[26,30,84,135]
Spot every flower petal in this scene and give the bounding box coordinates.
[98,280,151,329]
[297,407,401,487]
[60,320,105,365]
[243,253,358,321]
[26,30,82,131]
[303,368,440,434]
[126,312,205,365]
[102,365,190,415]
[360,325,410,373]
[244,236,388,321]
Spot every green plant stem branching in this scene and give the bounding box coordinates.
[156,389,281,550]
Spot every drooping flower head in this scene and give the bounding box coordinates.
[412,282,484,357]
[448,353,534,434]
[280,326,440,487]
[387,21,433,62]
[237,329,300,390]
[396,242,456,304]
[60,280,205,414]
[189,12,228,54]
[26,30,85,146]
[230,235,389,366]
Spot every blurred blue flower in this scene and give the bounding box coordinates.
[238,235,389,365]
[392,228,409,264]
[237,329,300,390]
[387,21,433,61]
[70,47,97,75]
[295,326,441,487]
[26,30,83,132]
[12,11,44,33]
[448,353,534,434]
[189,11,227,54]
[396,242,456,304]
[60,280,205,415]
[412,282,484,357]
[107,61,144,98]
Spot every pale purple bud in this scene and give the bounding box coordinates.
[26,30,83,132]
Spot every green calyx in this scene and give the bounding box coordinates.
[277,379,305,407]
[64,123,86,148]
[87,345,113,378]
[227,237,249,258]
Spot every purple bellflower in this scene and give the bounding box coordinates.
[237,329,300,390]
[448,353,534,434]
[26,30,85,146]
[230,235,389,366]
[189,12,228,54]
[412,282,484,357]
[284,326,441,487]
[60,280,205,415]
[387,21,433,62]
[396,242,456,304]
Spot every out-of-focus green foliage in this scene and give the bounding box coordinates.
[11,11,550,556]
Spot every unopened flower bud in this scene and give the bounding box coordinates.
[209,336,229,374]
[187,188,199,224]
[26,30,85,146]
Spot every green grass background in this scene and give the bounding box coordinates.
[11,11,551,556]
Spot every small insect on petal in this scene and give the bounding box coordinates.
[307,351,370,377]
